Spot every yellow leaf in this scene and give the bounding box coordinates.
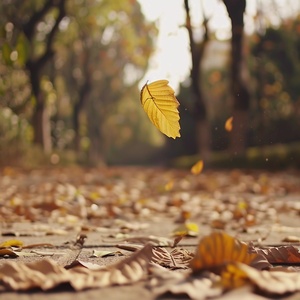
[190,232,258,272]
[225,116,233,132]
[140,80,181,139]
[164,180,174,191]
[0,239,23,249]
[173,222,199,237]
[221,263,249,289]
[191,160,204,175]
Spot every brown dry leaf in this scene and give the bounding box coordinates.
[57,234,87,268]
[0,243,154,292]
[250,245,300,265]
[0,248,19,258]
[69,242,154,290]
[190,232,261,273]
[0,259,71,291]
[191,160,204,175]
[151,247,193,269]
[149,266,223,300]
[91,250,124,258]
[225,116,233,132]
[235,262,300,295]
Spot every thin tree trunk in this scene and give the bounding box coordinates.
[223,0,250,155]
[184,0,211,161]
[27,61,52,153]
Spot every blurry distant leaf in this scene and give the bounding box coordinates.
[282,235,300,243]
[91,250,123,258]
[23,243,54,249]
[225,116,233,132]
[122,235,173,247]
[164,180,174,191]
[1,43,12,65]
[15,252,39,257]
[190,232,260,272]
[190,160,204,175]
[0,239,23,249]
[140,80,180,139]
[173,222,199,237]
[250,245,300,264]
[0,249,19,258]
[117,243,143,252]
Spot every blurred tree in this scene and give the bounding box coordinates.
[250,14,300,145]
[0,0,66,153]
[183,0,211,161]
[55,0,157,164]
[223,0,251,154]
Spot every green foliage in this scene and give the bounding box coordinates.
[251,16,300,120]
[0,107,31,165]
[0,0,158,165]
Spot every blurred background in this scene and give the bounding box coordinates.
[0,0,300,169]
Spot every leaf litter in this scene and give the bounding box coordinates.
[0,166,300,298]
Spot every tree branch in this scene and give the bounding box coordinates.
[23,0,55,41]
[36,0,66,68]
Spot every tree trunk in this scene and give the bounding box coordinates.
[28,62,52,154]
[223,0,250,155]
[184,0,211,160]
[22,0,66,154]
[32,102,52,154]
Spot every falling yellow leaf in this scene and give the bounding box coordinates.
[191,160,204,175]
[225,116,233,132]
[190,232,258,272]
[140,80,181,139]
[164,180,174,191]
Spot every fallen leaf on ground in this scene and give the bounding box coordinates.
[0,239,23,248]
[0,248,19,258]
[250,245,300,265]
[91,250,124,258]
[173,222,199,237]
[57,234,87,268]
[190,232,263,273]
[282,235,300,243]
[0,243,154,291]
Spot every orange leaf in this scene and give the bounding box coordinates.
[190,232,259,272]
[191,160,204,175]
[225,116,233,132]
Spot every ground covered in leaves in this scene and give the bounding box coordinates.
[0,166,300,300]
